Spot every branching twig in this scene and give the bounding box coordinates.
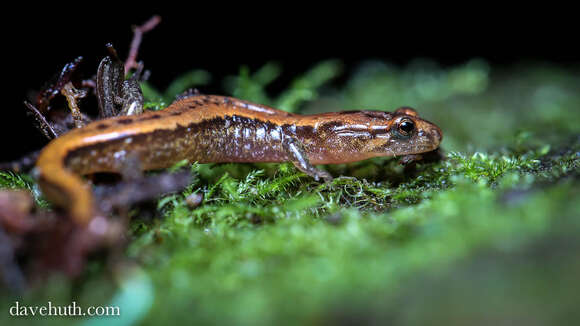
[124,15,161,75]
[36,56,83,112]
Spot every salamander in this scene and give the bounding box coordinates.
[35,94,442,225]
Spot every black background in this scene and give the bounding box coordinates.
[2,8,577,160]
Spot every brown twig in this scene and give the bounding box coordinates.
[81,79,96,89]
[36,56,83,112]
[124,15,161,75]
[61,82,87,128]
[23,101,58,139]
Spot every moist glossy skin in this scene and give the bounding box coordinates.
[35,95,442,225]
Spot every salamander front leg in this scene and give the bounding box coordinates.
[284,138,333,182]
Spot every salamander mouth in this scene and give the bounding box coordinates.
[405,144,440,155]
[381,126,442,156]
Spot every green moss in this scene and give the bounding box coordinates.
[1,59,579,325]
[0,170,34,190]
[0,171,47,207]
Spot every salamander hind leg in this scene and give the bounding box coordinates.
[283,138,333,182]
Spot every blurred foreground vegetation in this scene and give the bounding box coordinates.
[1,58,579,325]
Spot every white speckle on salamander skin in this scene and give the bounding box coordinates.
[243,128,251,139]
[256,127,265,140]
[114,150,126,160]
[270,128,281,141]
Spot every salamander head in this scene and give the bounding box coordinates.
[370,107,442,156]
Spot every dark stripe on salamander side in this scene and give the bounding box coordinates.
[64,116,295,173]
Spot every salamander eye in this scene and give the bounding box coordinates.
[398,119,415,136]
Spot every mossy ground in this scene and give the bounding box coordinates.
[1,59,579,325]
